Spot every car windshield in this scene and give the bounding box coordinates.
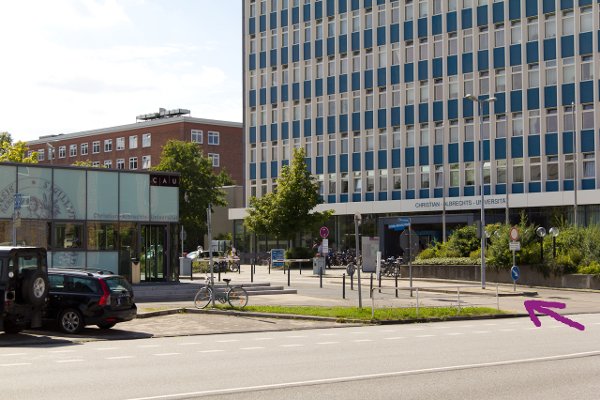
[104,276,133,292]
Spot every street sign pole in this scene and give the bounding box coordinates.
[12,193,22,246]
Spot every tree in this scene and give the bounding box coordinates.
[152,140,232,249]
[72,160,106,167]
[245,147,333,246]
[0,132,38,163]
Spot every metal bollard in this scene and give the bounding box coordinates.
[378,272,381,293]
[369,273,373,298]
[319,267,323,288]
[350,273,354,290]
[342,273,346,299]
[287,266,291,286]
[218,267,221,282]
[395,274,398,298]
[251,262,254,283]
[268,259,271,274]
[299,261,302,275]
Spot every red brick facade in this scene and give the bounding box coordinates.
[26,117,243,184]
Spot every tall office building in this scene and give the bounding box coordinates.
[239,0,600,254]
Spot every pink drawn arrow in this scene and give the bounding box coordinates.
[524,300,585,331]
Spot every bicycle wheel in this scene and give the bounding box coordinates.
[229,260,240,272]
[227,287,248,308]
[194,287,212,309]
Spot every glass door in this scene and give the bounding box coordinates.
[141,225,166,281]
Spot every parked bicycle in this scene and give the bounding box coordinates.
[194,277,248,309]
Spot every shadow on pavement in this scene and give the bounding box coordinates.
[0,326,153,347]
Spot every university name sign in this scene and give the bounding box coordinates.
[150,174,180,187]
[406,195,508,212]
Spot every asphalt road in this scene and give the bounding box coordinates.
[1,313,599,400]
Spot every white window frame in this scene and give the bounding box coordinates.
[208,153,220,167]
[142,133,151,148]
[208,131,220,145]
[191,129,203,144]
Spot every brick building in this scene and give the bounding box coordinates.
[26,108,244,184]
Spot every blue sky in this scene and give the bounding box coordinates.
[0,0,243,142]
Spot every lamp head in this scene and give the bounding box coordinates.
[354,212,362,224]
[464,94,477,102]
[549,227,560,237]
[536,227,547,238]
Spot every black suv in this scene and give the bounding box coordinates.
[0,246,50,333]
[46,269,137,334]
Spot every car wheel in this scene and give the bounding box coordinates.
[97,322,116,330]
[22,270,49,306]
[58,309,84,334]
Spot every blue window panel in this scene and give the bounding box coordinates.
[580,0,592,5]
[449,187,460,197]
[433,145,444,164]
[528,182,541,193]
[448,99,459,119]
[292,7,299,23]
[542,0,555,13]
[392,191,401,200]
[351,0,359,10]
[249,54,256,70]
[512,183,524,193]
[315,117,324,135]
[377,67,386,86]
[260,162,267,179]
[292,83,300,100]
[464,186,475,196]
[305,158,311,173]
[509,44,521,66]
[282,159,289,167]
[432,15,442,35]
[527,88,540,110]
[326,37,335,56]
[477,6,488,26]
[494,92,506,113]
[281,10,288,27]
[447,55,458,75]
[352,193,361,202]
[405,148,415,167]
[260,51,266,68]
[315,157,323,174]
[270,12,277,29]
[315,40,323,58]
[483,140,491,160]
[462,53,473,73]
[270,124,278,141]
[433,101,444,121]
[582,179,596,190]
[563,131,574,154]
[560,0,574,9]
[378,150,387,169]
[404,105,415,125]
[339,154,348,172]
[390,24,400,42]
[561,36,574,58]
[315,1,323,19]
[271,161,278,178]
[579,32,593,55]
[526,0,538,16]
[511,136,524,158]
[492,47,505,69]
[365,152,374,170]
[496,184,507,194]
[352,72,360,90]
[352,112,361,130]
[545,133,558,155]
[432,58,443,78]
[546,181,559,192]
[418,103,429,123]
[417,18,428,38]
[281,122,289,139]
[391,107,401,126]
[509,0,521,19]
[364,29,373,48]
[434,188,443,198]
[580,81,594,103]
[280,46,288,64]
[249,90,256,107]
[418,60,428,80]
[419,189,430,199]
[463,98,474,118]
[562,83,575,106]
[338,34,348,53]
[543,38,556,60]
[327,155,336,173]
[249,18,256,35]
[339,74,348,92]
[292,44,300,61]
[544,86,558,108]
[270,87,278,104]
[281,85,289,102]
[448,143,459,163]
[315,79,323,97]
[528,135,541,156]
[463,142,475,162]
[447,12,457,32]
[303,42,311,60]
[526,42,539,64]
[404,21,413,40]
[351,32,360,51]
[404,63,414,82]
[326,0,335,16]
[492,2,504,23]
[259,88,266,105]
[259,15,266,32]
[462,9,473,29]
[378,192,388,201]
[339,114,348,132]
[391,149,401,167]
[352,153,361,171]
[581,130,595,152]
[249,163,256,179]
[292,121,301,138]
[376,26,386,45]
[364,111,373,129]
[479,50,490,70]
[391,65,400,84]
[338,0,347,13]
[495,138,507,159]
[327,116,336,134]
[419,146,429,165]
[365,193,375,202]
[303,119,312,137]
[304,81,311,99]
[340,194,348,203]
[510,90,523,112]
[364,70,373,89]
[249,127,256,144]
[377,109,387,128]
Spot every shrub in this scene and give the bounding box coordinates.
[578,261,600,275]
[284,247,313,268]
[418,247,437,260]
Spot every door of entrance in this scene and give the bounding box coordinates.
[141,225,166,281]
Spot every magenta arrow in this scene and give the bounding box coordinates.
[524,300,585,331]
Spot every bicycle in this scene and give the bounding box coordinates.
[194,277,248,309]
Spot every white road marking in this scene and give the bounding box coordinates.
[153,353,180,357]
[106,356,134,360]
[384,337,405,340]
[353,339,373,343]
[416,335,435,338]
[216,339,239,343]
[445,332,464,336]
[280,344,303,348]
[252,337,273,341]
[0,363,31,367]
[240,347,264,350]
[316,342,339,345]
[286,335,307,338]
[472,331,490,334]
[198,350,224,353]
[483,323,498,326]
[0,353,27,357]
[56,359,84,363]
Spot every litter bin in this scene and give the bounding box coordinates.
[131,258,141,284]
[179,257,192,276]
[313,257,325,275]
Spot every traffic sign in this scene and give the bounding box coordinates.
[319,226,329,239]
[509,226,519,241]
[14,193,22,210]
[511,265,520,281]
[509,241,521,251]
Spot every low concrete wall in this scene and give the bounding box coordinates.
[399,264,600,290]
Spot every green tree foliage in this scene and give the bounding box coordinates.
[0,132,38,163]
[244,147,333,245]
[71,160,106,167]
[152,140,232,248]
[418,225,480,259]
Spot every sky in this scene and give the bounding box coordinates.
[0,0,243,142]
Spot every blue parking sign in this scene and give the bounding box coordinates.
[14,193,22,210]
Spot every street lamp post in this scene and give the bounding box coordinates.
[354,212,362,308]
[571,102,578,227]
[47,143,55,165]
[465,94,496,289]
